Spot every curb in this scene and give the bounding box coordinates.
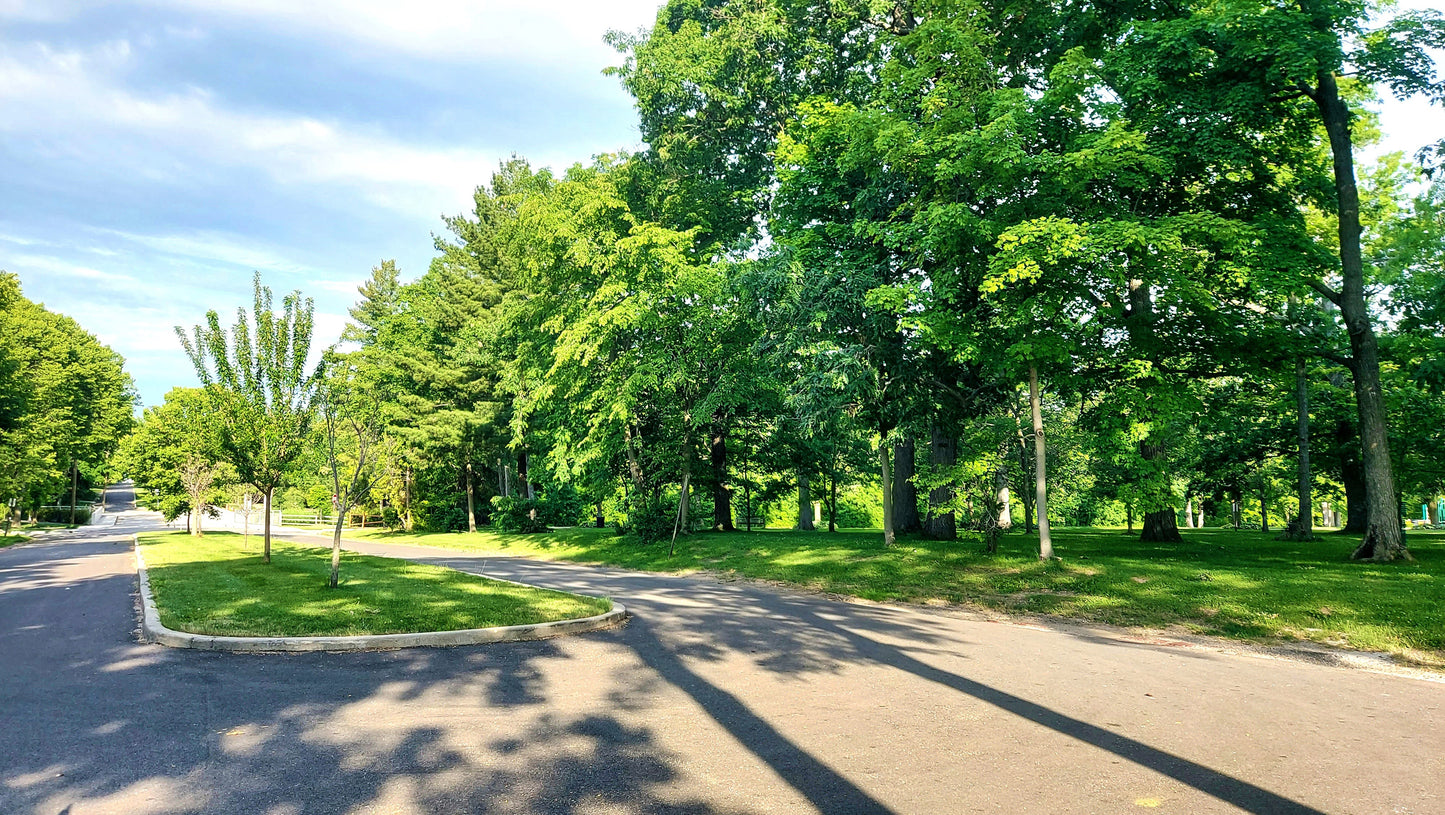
[133,536,628,652]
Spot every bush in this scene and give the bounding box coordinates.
[490,496,549,533]
[37,506,92,524]
[428,505,471,533]
[381,506,403,531]
[618,493,676,544]
[834,485,881,528]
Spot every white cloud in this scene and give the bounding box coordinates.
[1,253,138,285]
[0,42,584,217]
[96,228,316,276]
[140,0,663,68]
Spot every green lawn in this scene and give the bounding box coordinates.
[350,525,1445,665]
[137,531,612,637]
[0,534,29,548]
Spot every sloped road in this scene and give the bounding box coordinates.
[1,495,1441,814]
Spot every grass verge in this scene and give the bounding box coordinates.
[1,534,30,548]
[349,525,1445,666]
[137,531,612,637]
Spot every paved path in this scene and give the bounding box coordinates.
[1,491,1441,814]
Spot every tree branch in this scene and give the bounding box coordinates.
[1307,279,1342,306]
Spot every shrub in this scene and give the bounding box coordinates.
[380,505,403,531]
[618,493,675,544]
[37,506,92,524]
[490,496,549,533]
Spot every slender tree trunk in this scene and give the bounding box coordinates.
[464,454,477,533]
[893,438,920,533]
[1126,504,1134,534]
[518,452,532,500]
[880,443,896,547]
[1030,363,1053,559]
[330,512,345,588]
[926,425,956,540]
[1285,359,1316,540]
[1427,498,1439,527]
[1259,474,1269,534]
[68,461,78,526]
[797,471,815,530]
[829,470,838,533]
[262,487,273,564]
[710,425,734,531]
[595,501,605,528]
[1313,73,1407,560]
[996,469,1012,530]
[1184,497,1195,529]
[404,465,413,531]
[670,465,691,557]
[1015,420,1035,534]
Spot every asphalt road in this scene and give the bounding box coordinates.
[1,487,1441,814]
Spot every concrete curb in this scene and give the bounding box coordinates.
[133,536,628,652]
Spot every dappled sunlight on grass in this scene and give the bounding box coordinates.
[353,523,1444,662]
[138,531,611,637]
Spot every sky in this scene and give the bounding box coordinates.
[2,0,1442,410]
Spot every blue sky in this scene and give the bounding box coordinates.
[2,0,1442,410]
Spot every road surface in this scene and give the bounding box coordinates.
[0,485,1440,814]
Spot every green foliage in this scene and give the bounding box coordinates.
[489,496,549,533]
[176,272,319,509]
[0,272,135,516]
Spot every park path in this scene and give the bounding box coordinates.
[1,492,1441,814]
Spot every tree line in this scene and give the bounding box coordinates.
[127,0,1445,566]
[0,273,135,527]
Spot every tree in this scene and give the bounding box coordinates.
[317,353,389,588]
[118,388,232,533]
[177,272,318,563]
[0,273,135,522]
[1156,0,1445,559]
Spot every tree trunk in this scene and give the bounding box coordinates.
[1029,363,1053,559]
[996,469,1012,530]
[68,461,78,526]
[595,501,606,528]
[330,513,345,588]
[464,454,477,533]
[1015,421,1035,534]
[828,471,838,533]
[1259,474,1269,534]
[518,451,532,500]
[670,466,691,557]
[1184,497,1195,529]
[893,438,920,533]
[926,425,956,540]
[880,443,896,547]
[797,471,815,530]
[1126,504,1133,534]
[1138,441,1182,543]
[710,426,734,531]
[1341,452,1366,533]
[1428,497,1439,527]
[1284,359,1316,541]
[262,487,273,564]
[1313,73,1407,561]
[404,465,413,531]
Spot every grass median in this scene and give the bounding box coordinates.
[348,524,1444,666]
[137,530,612,638]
